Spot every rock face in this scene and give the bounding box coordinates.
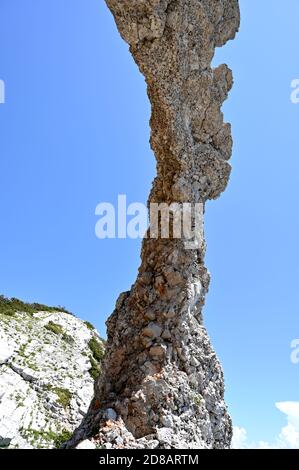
[0,298,104,448]
[68,0,240,449]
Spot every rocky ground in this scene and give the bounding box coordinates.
[0,296,104,449]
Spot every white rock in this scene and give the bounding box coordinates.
[0,307,104,448]
[76,439,96,449]
[156,427,173,445]
[0,327,14,364]
[161,414,174,428]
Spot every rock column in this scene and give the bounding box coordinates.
[69,0,240,449]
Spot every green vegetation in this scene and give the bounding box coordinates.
[15,392,25,408]
[53,387,72,409]
[20,427,72,449]
[88,336,104,380]
[26,361,39,371]
[84,320,95,331]
[18,343,27,357]
[44,384,53,392]
[0,295,71,318]
[88,337,104,362]
[45,321,64,336]
[194,395,202,407]
[62,333,74,344]
[89,356,101,380]
[53,429,72,448]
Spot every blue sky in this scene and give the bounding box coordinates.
[0,0,298,447]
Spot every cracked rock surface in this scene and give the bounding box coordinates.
[67,0,240,450]
[0,305,104,448]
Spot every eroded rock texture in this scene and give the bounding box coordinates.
[68,0,240,449]
[0,300,104,449]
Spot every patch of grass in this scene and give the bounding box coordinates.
[89,356,101,380]
[20,427,72,449]
[18,343,27,357]
[26,361,39,372]
[84,320,95,331]
[53,387,72,409]
[53,429,72,448]
[15,392,25,408]
[0,294,72,318]
[62,333,74,344]
[88,337,105,362]
[88,337,104,380]
[45,321,64,336]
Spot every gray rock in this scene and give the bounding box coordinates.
[142,323,162,338]
[161,414,174,428]
[105,408,117,421]
[149,345,167,358]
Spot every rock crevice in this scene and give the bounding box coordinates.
[68,0,240,449]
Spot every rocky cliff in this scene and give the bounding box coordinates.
[67,0,240,450]
[0,296,104,449]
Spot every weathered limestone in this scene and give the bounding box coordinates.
[68,0,240,449]
[0,307,104,449]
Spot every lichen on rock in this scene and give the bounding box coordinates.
[67,0,240,450]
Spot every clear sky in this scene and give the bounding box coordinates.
[0,0,298,447]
